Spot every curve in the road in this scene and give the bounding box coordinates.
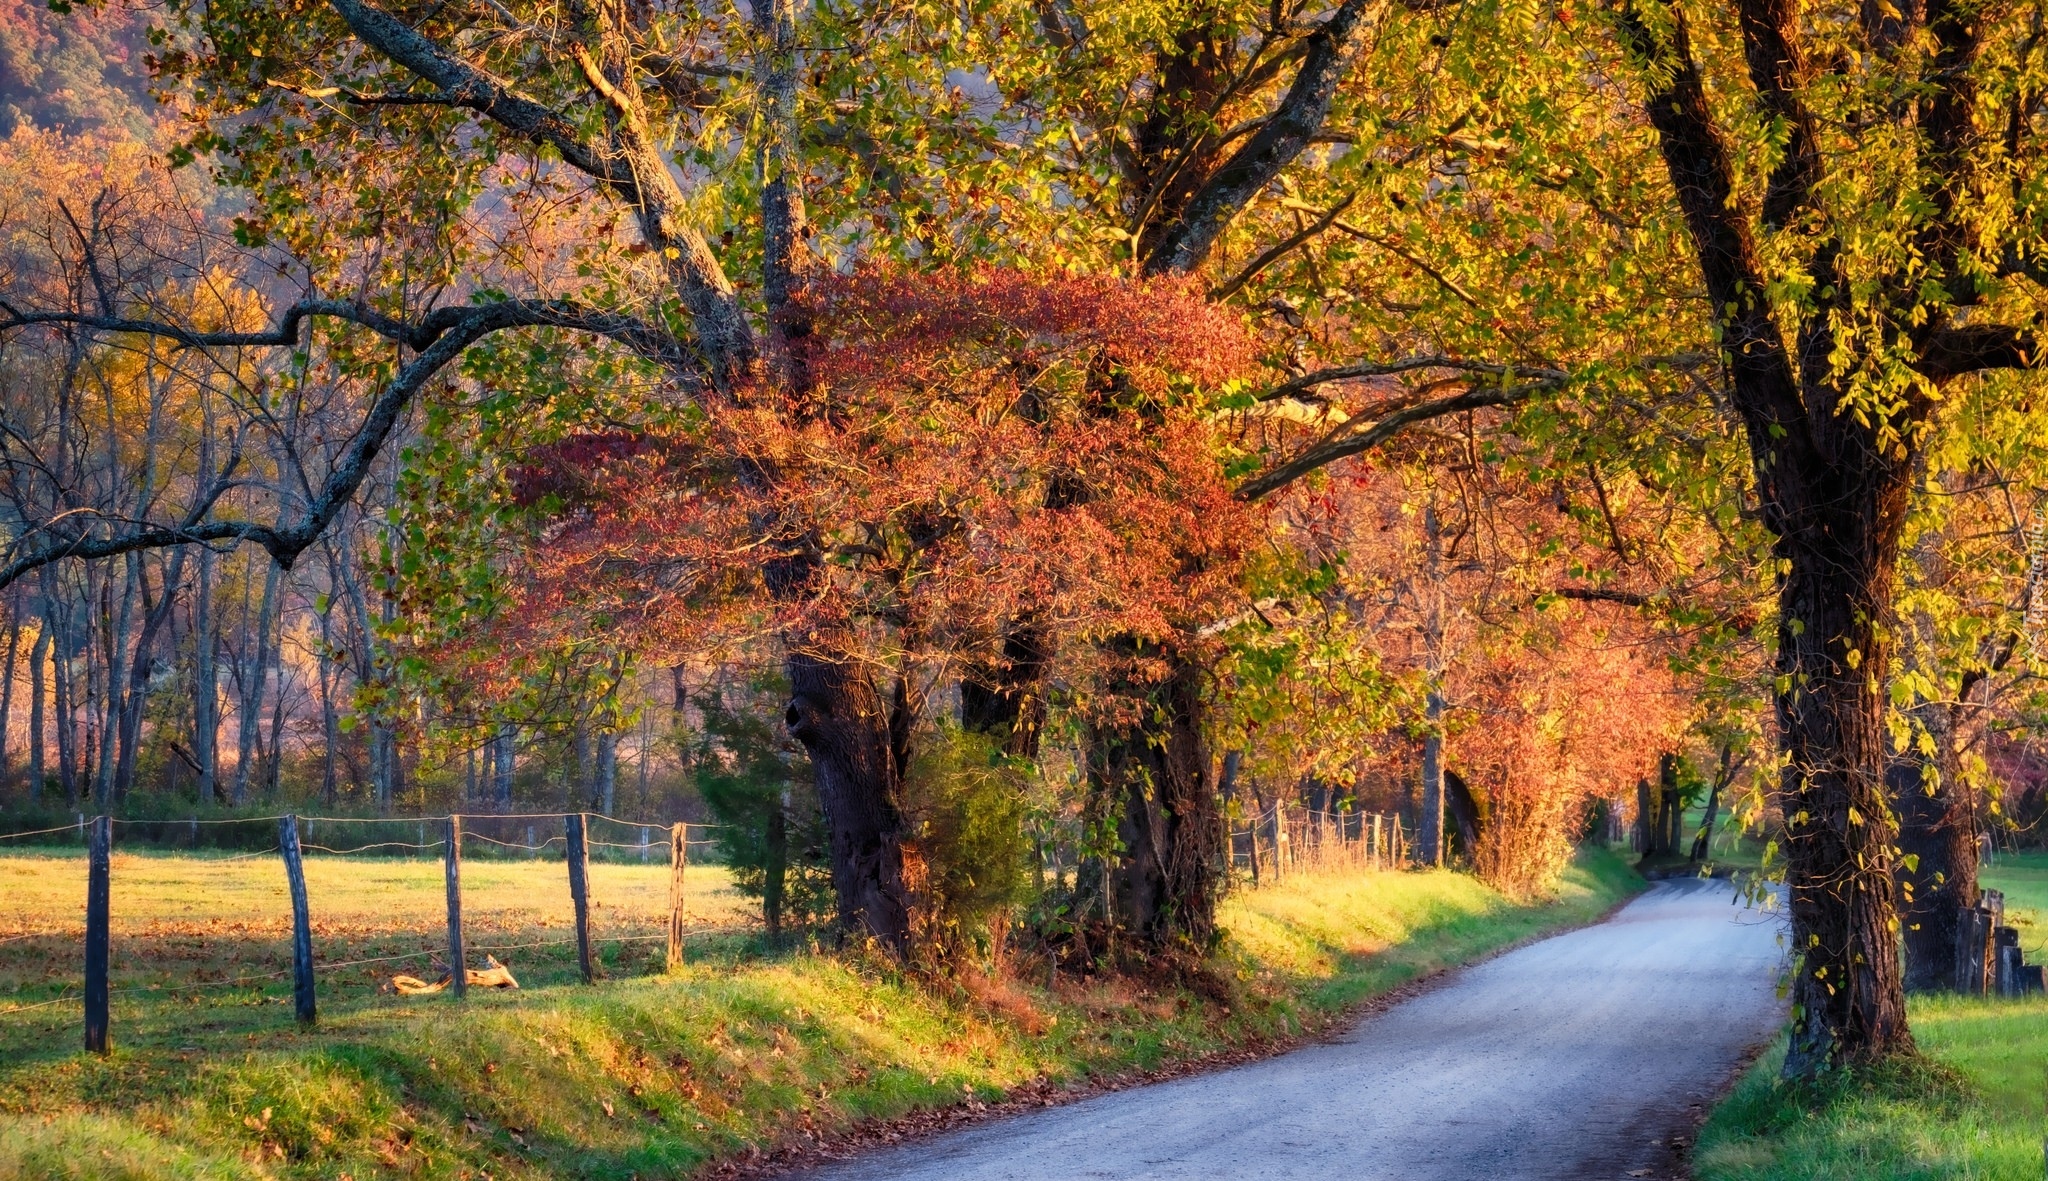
[790,878,1786,1181]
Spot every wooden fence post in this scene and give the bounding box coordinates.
[83,814,110,1054]
[667,822,687,971]
[279,816,316,1026]
[567,812,595,983]
[444,815,466,999]
[1371,813,1382,871]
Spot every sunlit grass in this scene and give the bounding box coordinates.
[1696,851,2048,1181]
[0,847,757,1059]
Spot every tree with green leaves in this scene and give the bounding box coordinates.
[1603,0,2048,1073]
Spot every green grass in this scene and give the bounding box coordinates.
[1696,850,2048,1181]
[0,849,1640,1179]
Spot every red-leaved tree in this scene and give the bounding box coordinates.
[448,266,1257,953]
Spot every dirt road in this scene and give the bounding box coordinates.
[793,878,1786,1181]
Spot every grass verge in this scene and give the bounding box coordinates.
[0,848,1639,1180]
[1694,851,2048,1181]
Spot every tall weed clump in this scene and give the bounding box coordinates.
[906,724,1036,966]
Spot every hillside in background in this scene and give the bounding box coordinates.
[0,0,153,138]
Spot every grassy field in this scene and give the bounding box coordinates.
[0,845,759,1063]
[0,848,1641,1180]
[1695,849,2048,1181]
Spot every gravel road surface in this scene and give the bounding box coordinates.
[793,878,1786,1181]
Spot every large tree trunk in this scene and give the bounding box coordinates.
[192,547,219,805]
[782,643,921,953]
[1442,767,1483,861]
[1622,0,1920,1073]
[1086,643,1221,950]
[492,723,516,805]
[1419,694,1447,866]
[27,613,46,802]
[1659,751,1683,855]
[0,598,19,791]
[745,0,920,954]
[1417,499,1449,867]
[1776,502,1915,1074]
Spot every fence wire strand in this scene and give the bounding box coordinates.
[0,995,73,1015]
[301,841,441,856]
[462,833,564,852]
[111,815,287,827]
[0,822,85,842]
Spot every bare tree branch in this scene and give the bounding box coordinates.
[268,79,462,107]
[1235,378,1557,500]
[1144,0,1378,276]
[0,299,701,591]
[321,0,636,189]
[1208,190,1358,302]
[1256,355,1566,403]
[1552,586,1650,606]
[0,296,696,376]
[1916,324,2043,379]
[320,0,757,389]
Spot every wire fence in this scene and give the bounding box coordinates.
[0,810,730,858]
[1227,805,1413,885]
[0,811,755,1051]
[1,801,1413,1050]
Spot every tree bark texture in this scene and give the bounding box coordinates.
[1443,767,1483,862]
[0,600,19,789]
[52,595,76,805]
[1086,644,1221,950]
[1659,752,1683,856]
[1774,530,1914,1071]
[597,729,618,816]
[783,642,922,953]
[28,615,46,802]
[1419,697,1446,867]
